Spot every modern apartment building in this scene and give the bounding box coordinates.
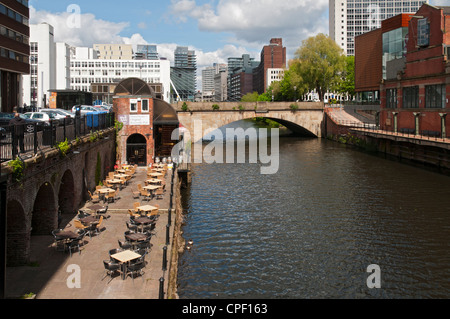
[93,43,133,60]
[202,63,227,102]
[0,0,30,112]
[171,46,196,102]
[329,0,428,56]
[253,38,286,94]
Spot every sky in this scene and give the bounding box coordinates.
[29,0,447,77]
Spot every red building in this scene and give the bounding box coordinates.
[113,78,179,166]
[253,38,286,94]
[379,4,450,137]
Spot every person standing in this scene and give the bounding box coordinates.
[9,112,26,156]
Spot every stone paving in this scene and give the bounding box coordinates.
[5,166,178,299]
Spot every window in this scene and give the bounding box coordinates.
[142,99,149,112]
[402,86,419,108]
[130,99,138,112]
[386,88,397,108]
[425,84,446,108]
[417,18,429,47]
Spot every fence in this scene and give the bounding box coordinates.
[0,112,115,163]
[333,119,449,144]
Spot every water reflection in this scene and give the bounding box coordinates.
[178,123,450,299]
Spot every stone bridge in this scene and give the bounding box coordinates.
[1,128,116,265]
[173,102,325,143]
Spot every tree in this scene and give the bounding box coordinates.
[335,55,355,99]
[292,33,346,102]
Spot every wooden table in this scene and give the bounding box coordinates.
[97,188,115,194]
[146,179,162,185]
[79,216,98,225]
[55,231,79,240]
[114,174,128,179]
[149,172,163,178]
[125,232,149,242]
[137,205,159,213]
[111,250,142,280]
[144,185,160,192]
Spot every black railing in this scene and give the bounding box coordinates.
[332,119,448,143]
[0,112,115,163]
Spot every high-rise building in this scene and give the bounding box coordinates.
[134,44,159,60]
[329,0,428,56]
[0,0,30,112]
[171,46,197,102]
[227,54,259,101]
[253,38,286,94]
[202,63,227,101]
[22,23,71,108]
[93,44,133,60]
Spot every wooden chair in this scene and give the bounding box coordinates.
[96,216,104,235]
[105,191,115,203]
[74,219,88,231]
[133,202,141,212]
[139,188,152,202]
[148,205,159,220]
[88,191,100,203]
[131,188,140,199]
[128,209,140,218]
[155,188,164,200]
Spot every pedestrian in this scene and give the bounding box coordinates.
[9,111,26,155]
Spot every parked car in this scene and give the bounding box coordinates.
[71,105,100,114]
[40,108,75,119]
[0,112,45,133]
[23,112,60,126]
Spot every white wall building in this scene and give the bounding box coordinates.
[266,68,285,89]
[70,55,172,102]
[329,0,428,56]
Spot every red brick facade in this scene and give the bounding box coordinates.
[380,4,450,136]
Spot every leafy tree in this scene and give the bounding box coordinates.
[292,33,346,102]
[335,55,355,99]
[241,92,259,102]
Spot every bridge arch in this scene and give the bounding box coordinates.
[32,182,57,235]
[179,114,319,143]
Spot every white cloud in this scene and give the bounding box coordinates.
[169,0,329,56]
[29,6,128,47]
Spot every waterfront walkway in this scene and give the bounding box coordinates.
[5,167,177,299]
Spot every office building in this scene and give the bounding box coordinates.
[22,23,71,108]
[227,54,259,101]
[202,63,227,102]
[329,0,428,56]
[253,38,286,94]
[171,46,196,102]
[93,43,133,60]
[134,44,159,60]
[0,0,30,112]
[377,4,449,136]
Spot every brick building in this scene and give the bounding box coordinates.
[379,4,450,136]
[113,78,179,166]
[0,0,30,112]
[253,38,286,94]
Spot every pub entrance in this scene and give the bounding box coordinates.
[127,134,147,166]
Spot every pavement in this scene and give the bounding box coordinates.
[327,107,363,125]
[5,166,178,299]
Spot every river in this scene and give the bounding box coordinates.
[176,121,450,299]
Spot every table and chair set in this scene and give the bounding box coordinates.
[102,202,159,283]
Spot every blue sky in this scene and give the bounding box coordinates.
[29,0,446,70]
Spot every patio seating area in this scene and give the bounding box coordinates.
[5,163,177,299]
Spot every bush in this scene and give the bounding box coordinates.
[212,104,220,111]
[181,102,189,112]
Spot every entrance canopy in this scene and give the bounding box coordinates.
[153,99,179,126]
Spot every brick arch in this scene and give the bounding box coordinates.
[7,200,29,266]
[31,182,57,236]
[58,169,75,216]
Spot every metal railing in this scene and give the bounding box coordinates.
[332,119,449,144]
[0,113,115,163]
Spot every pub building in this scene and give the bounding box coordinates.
[113,78,180,166]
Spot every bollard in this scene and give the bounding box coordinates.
[159,277,164,299]
[166,224,170,246]
[162,246,167,271]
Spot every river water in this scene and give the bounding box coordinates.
[177,121,450,299]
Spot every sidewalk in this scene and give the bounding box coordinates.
[5,167,177,299]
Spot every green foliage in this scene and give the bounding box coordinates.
[290,103,299,111]
[95,152,102,186]
[8,157,26,182]
[114,120,124,132]
[89,131,99,142]
[212,104,220,111]
[335,55,355,98]
[56,139,71,157]
[292,33,347,101]
[181,102,189,112]
[241,92,259,102]
[238,105,245,111]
